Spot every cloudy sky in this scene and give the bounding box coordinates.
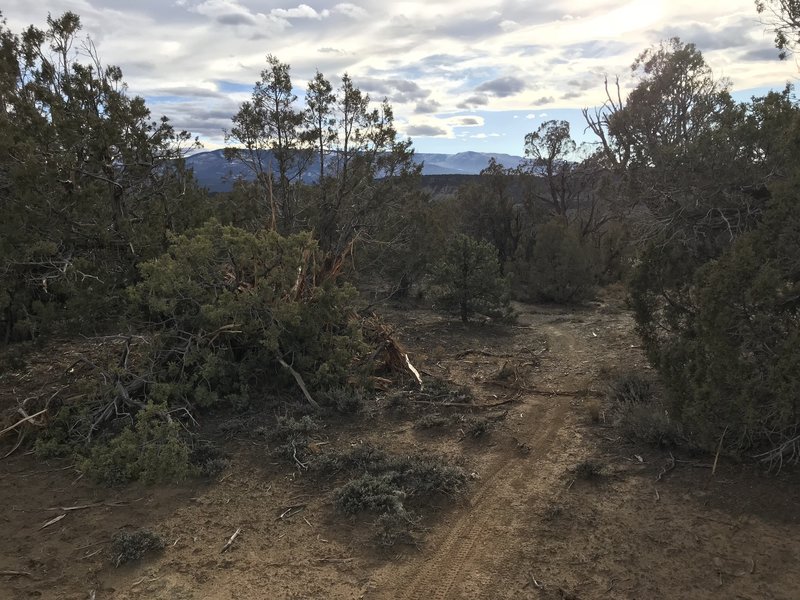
[1,0,796,155]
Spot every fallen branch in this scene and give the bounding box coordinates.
[277,505,306,520]
[2,429,26,459]
[712,426,728,476]
[486,382,602,397]
[656,452,675,482]
[48,503,102,511]
[407,399,516,409]
[0,409,49,439]
[291,442,308,471]
[220,527,242,553]
[455,349,515,359]
[277,357,320,409]
[0,571,32,577]
[525,572,544,590]
[39,514,66,530]
[405,353,423,390]
[47,501,127,512]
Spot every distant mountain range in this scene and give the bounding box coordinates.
[185,149,527,192]
[413,151,527,175]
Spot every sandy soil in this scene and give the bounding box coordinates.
[1,292,799,599]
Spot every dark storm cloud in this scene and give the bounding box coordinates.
[475,76,526,97]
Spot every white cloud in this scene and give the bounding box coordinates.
[271,4,327,20]
[333,3,368,19]
[499,19,519,32]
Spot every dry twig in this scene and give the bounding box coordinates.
[220,527,242,553]
[407,398,515,409]
[656,452,675,482]
[277,357,320,409]
[454,349,515,359]
[39,514,66,530]
[47,501,127,512]
[712,426,728,476]
[277,505,306,520]
[525,572,544,589]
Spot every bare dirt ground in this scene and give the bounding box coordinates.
[2,291,799,599]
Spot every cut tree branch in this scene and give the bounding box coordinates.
[277,357,321,409]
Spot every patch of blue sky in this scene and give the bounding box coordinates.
[214,80,255,93]
[731,84,793,102]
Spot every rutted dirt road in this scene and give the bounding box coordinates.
[371,306,611,600]
[370,299,800,600]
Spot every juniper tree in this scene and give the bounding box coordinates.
[226,55,308,233]
[0,11,202,343]
[432,234,511,323]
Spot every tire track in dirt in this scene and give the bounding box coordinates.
[398,397,568,600]
[374,319,589,600]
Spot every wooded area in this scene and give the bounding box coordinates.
[1,4,799,487]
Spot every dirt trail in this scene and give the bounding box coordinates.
[373,312,596,600]
[3,297,800,600]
